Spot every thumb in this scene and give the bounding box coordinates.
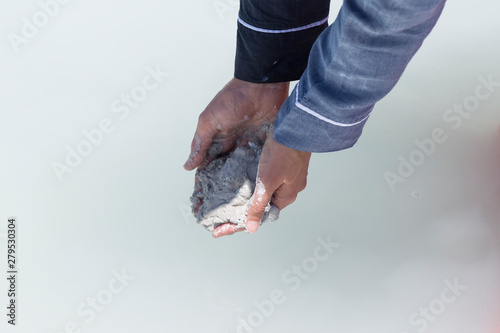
[245,177,274,233]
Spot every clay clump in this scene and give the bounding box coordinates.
[190,124,279,232]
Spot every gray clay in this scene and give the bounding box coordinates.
[190,123,279,232]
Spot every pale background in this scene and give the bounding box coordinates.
[1,0,500,332]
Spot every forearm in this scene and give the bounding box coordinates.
[235,0,331,83]
[273,0,447,152]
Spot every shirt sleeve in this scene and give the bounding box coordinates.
[234,0,331,83]
[272,0,447,152]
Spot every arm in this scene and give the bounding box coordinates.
[212,0,331,236]
[184,0,328,172]
[244,0,447,234]
[235,0,331,83]
[186,1,330,238]
[273,0,447,152]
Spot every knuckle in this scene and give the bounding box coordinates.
[197,112,206,124]
[251,199,268,211]
[272,192,297,210]
[298,179,307,192]
[247,203,266,216]
[198,111,212,127]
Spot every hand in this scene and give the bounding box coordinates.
[212,128,311,238]
[183,78,289,171]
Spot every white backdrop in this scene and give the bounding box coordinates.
[1,0,500,332]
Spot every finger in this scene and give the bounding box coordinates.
[270,183,300,211]
[212,223,245,238]
[193,176,203,214]
[194,200,203,215]
[184,130,214,170]
[185,126,238,170]
[185,109,228,170]
[245,176,277,233]
[198,139,234,170]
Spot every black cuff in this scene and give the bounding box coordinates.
[234,21,328,83]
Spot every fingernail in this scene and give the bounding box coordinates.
[246,220,260,233]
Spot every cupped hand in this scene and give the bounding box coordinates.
[183,78,289,171]
[212,128,311,238]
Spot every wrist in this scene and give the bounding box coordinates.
[269,128,312,158]
[231,77,289,95]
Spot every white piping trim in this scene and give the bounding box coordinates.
[238,16,328,34]
[295,83,371,127]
